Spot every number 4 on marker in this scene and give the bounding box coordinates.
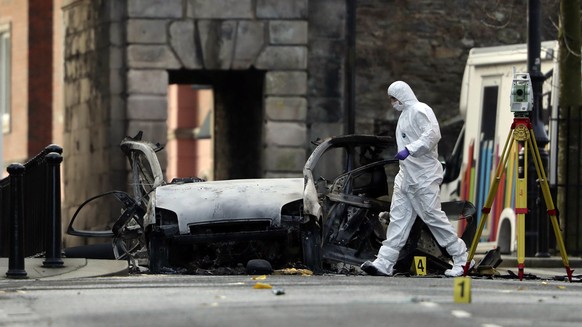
[413,256,426,276]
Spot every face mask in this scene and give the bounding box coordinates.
[392,101,404,112]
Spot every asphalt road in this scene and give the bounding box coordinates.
[1,273,581,327]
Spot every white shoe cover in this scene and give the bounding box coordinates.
[360,258,394,276]
[445,259,475,277]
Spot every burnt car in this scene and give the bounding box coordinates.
[68,132,475,274]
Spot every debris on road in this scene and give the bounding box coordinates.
[253,282,273,289]
[272,288,285,295]
[273,268,313,276]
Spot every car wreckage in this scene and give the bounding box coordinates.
[68,132,476,275]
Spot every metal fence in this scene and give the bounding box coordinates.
[0,145,64,278]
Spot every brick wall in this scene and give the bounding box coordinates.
[28,0,53,155]
[0,0,61,165]
[0,0,29,165]
[53,0,64,150]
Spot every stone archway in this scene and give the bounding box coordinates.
[168,69,265,180]
[124,3,310,178]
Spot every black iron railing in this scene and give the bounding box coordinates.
[552,106,582,256]
[0,145,64,278]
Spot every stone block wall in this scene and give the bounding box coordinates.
[356,0,560,158]
[0,1,28,166]
[307,0,348,144]
[62,0,126,245]
[123,0,311,179]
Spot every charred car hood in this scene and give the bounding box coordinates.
[155,178,304,234]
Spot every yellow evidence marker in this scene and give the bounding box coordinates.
[412,256,427,276]
[453,276,472,303]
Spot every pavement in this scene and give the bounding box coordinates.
[0,254,580,281]
[0,257,129,281]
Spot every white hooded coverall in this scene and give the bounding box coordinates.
[377,81,467,271]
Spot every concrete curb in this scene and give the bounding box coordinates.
[0,255,578,281]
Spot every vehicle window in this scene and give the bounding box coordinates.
[0,25,11,133]
[343,160,399,201]
[312,141,394,185]
[352,164,387,198]
[312,147,345,182]
[354,144,389,168]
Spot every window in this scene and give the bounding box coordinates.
[0,24,10,133]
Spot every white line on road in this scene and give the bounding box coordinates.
[451,310,472,318]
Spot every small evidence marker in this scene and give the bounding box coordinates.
[453,276,472,303]
[412,256,427,276]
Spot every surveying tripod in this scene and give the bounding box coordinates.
[463,114,573,281]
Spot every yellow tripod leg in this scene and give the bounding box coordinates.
[464,130,515,276]
[515,139,527,280]
[527,130,573,281]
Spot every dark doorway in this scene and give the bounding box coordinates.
[169,69,265,180]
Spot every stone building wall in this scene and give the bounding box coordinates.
[123,0,312,177]
[62,0,126,245]
[306,0,349,144]
[356,0,560,157]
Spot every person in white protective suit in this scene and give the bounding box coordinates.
[361,81,474,277]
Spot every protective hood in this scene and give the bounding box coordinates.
[387,81,419,107]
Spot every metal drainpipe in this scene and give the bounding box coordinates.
[527,0,550,257]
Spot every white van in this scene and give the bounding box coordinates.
[441,41,559,254]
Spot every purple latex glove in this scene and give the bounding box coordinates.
[395,148,410,160]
